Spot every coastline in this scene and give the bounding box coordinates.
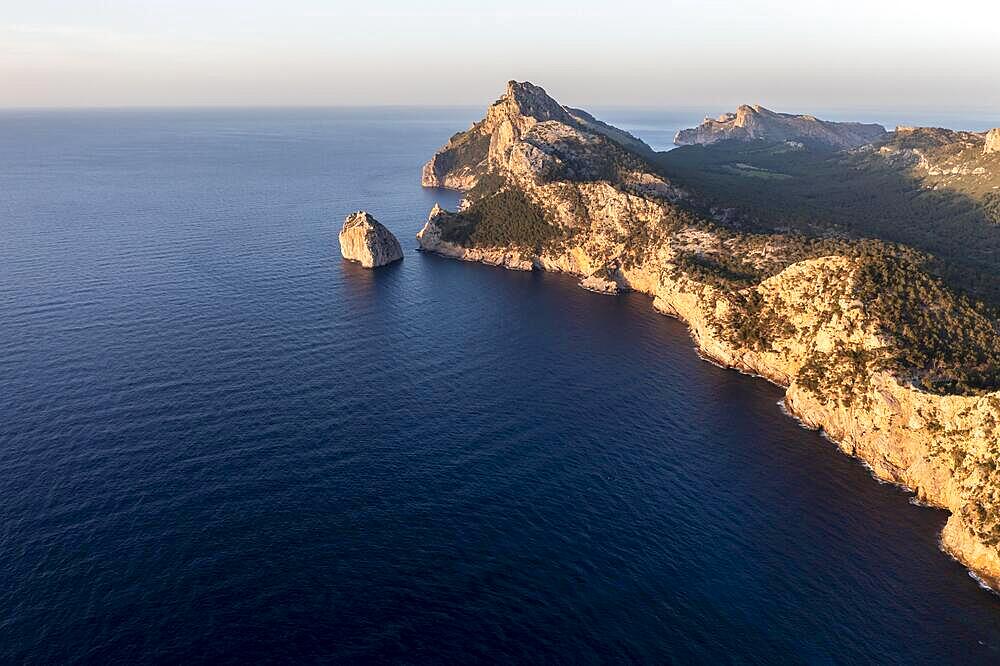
[416,234,1000,592]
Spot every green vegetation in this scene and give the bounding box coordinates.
[656,141,1000,304]
[720,163,792,180]
[672,251,764,288]
[615,208,701,270]
[722,290,798,352]
[464,171,509,203]
[439,183,562,252]
[538,132,653,185]
[797,347,881,404]
[984,192,1000,225]
[669,229,1000,397]
[433,127,491,177]
[853,255,1000,395]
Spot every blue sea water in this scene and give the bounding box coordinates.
[3,107,1000,664]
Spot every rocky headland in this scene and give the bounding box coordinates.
[417,81,1000,589]
[339,211,403,268]
[674,104,887,149]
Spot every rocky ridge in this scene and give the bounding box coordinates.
[339,211,403,268]
[861,126,1000,200]
[418,81,1000,589]
[421,81,654,191]
[674,104,887,150]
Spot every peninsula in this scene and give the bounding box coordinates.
[418,81,1000,589]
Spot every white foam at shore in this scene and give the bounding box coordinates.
[937,537,1000,595]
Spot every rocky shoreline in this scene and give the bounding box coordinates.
[416,222,1000,591]
[415,80,1000,592]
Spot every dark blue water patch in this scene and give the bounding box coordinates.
[2,109,1000,664]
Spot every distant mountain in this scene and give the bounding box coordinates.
[674,104,887,149]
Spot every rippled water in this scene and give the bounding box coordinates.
[3,108,1000,663]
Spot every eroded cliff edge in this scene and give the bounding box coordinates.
[417,81,1000,589]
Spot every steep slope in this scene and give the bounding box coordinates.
[417,81,1000,590]
[674,104,887,149]
[986,129,1000,155]
[860,126,1000,203]
[563,106,654,157]
[421,81,654,190]
[657,132,1000,303]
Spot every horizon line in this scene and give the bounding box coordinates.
[0,104,997,131]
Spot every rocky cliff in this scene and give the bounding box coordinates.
[421,81,653,190]
[339,211,403,268]
[860,126,1000,200]
[418,81,1000,590]
[675,105,887,149]
[985,129,1000,155]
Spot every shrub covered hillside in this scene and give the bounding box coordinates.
[657,139,1000,305]
[438,180,561,252]
[669,234,1000,398]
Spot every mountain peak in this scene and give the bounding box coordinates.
[421,79,653,189]
[499,80,573,124]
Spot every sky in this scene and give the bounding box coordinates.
[2,0,999,112]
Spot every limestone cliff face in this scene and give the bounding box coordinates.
[984,129,1000,155]
[338,211,403,268]
[418,81,1000,589]
[675,105,887,149]
[421,81,653,190]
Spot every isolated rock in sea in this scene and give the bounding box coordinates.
[984,128,1000,155]
[339,211,403,268]
[674,104,887,149]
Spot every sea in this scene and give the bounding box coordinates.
[2,107,1000,664]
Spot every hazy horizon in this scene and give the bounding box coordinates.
[3,0,999,114]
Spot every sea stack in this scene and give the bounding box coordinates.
[338,211,403,268]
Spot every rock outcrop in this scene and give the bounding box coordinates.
[421,81,653,190]
[338,211,403,268]
[675,105,887,149]
[985,128,1000,155]
[862,126,1000,198]
[419,81,1000,590]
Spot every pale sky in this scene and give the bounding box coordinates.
[2,0,999,111]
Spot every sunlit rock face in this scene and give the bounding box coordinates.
[984,128,1000,155]
[420,80,653,190]
[674,104,887,149]
[338,211,403,268]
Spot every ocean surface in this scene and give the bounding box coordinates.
[3,107,1000,664]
